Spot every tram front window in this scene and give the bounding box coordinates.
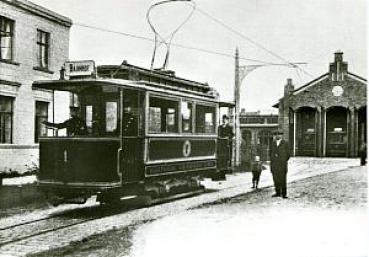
[72,86,121,137]
[106,101,118,132]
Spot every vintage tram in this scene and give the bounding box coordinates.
[33,61,233,205]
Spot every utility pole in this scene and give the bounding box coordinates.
[233,48,306,170]
[234,48,241,169]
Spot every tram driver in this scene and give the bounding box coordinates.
[43,106,87,136]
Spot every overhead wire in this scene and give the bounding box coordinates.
[73,22,294,65]
[295,68,303,84]
[189,3,314,78]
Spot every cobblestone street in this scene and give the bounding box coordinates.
[129,165,368,257]
[0,158,362,257]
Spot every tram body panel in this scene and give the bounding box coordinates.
[143,136,217,177]
[120,137,145,183]
[39,138,121,190]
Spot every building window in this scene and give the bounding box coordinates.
[35,101,48,142]
[0,96,13,143]
[0,16,14,61]
[37,30,49,68]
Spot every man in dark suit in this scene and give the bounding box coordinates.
[218,115,234,170]
[270,130,290,198]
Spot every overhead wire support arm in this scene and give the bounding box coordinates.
[238,62,307,82]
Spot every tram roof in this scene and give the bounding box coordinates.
[97,63,211,91]
[32,78,220,102]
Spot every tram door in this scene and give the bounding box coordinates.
[120,89,145,183]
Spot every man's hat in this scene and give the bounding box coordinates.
[69,106,80,110]
[272,129,283,135]
[222,114,229,120]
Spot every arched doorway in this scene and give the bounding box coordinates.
[358,106,367,155]
[240,130,252,170]
[296,107,317,156]
[326,106,348,157]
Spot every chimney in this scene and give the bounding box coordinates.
[284,78,294,97]
[329,50,348,81]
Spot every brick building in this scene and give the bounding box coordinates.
[0,0,72,173]
[240,110,279,169]
[274,52,367,157]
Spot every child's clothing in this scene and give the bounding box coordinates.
[251,161,262,189]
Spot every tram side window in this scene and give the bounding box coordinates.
[149,97,179,133]
[181,101,192,133]
[196,105,216,134]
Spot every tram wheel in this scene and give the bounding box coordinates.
[97,192,121,205]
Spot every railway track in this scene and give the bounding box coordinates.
[0,216,97,247]
[0,174,281,250]
[0,188,206,249]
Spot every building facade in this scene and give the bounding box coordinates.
[274,52,367,157]
[240,110,279,169]
[0,0,72,173]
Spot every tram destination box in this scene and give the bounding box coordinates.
[64,60,96,78]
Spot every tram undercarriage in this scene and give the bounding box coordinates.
[40,173,213,206]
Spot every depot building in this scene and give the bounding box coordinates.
[274,52,367,157]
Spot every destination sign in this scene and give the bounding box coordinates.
[65,60,95,77]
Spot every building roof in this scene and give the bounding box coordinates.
[272,71,367,108]
[1,0,72,27]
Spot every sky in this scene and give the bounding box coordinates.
[32,0,367,114]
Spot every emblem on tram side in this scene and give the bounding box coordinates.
[182,140,191,157]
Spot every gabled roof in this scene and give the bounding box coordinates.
[347,72,367,83]
[272,71,367,108]
[291,73,329,95]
